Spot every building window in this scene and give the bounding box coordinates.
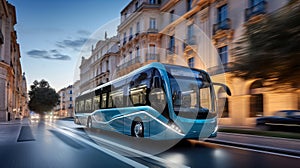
[149,44,156,54]
[150,18,156,29]
[218,46,228,64]
[106,60,109,71]
[249,80,264,117]
[129,27,133,40]
[218,87,229,118]
[218,4,228,27]
[170,10,174,23]
[188,57,194,68]
[136,46,140,57]
[136,22,140,34]
[135,1,139,10]
[70,97,72,101]
[187,24,194,44]
[149,0,156,4]
[187,0,192,11]
[250,0,264,7]
[169,36,175,52]
[69,90,72,94]
[123,32,127,44]
[129,51,133,60]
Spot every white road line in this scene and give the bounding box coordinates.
[46,123,148,168]
[57,125,190,168]
[204,141,300,159]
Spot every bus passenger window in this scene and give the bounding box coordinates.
[130,85,147,106]
[108,92,113,108]
[93,96,100,110]
[85,99,92,111]
[101,93,107,108]
[111,90,123,107]
[79,100,84,112]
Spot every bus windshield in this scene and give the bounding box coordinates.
[166,66,214,119]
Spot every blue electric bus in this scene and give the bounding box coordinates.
[74,62,230,140]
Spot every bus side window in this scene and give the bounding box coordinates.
[101,93,107,109]
[93,95,100,110]
[79,100,84,112]
[129,69,152,106]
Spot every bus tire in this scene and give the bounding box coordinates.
[132,120,144,138]
[87,117,92,128]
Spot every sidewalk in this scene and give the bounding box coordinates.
[0,118,29,144]
[206,132,300,157]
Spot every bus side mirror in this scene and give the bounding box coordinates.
[154,76,161,88]
[213,82,231,96]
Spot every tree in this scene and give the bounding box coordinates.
[28,79,59,114]
[231,0,300,91]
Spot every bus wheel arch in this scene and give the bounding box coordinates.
[131,118,144,138]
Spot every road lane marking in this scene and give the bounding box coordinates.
[204,140,300,159]
[46,123,148,168]
[61,126,190,168]
[52,123,190,168]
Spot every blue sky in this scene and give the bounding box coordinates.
[8,0,130,91]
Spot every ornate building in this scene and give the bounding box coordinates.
[79,36,119,93]
[76,0,297,127]
[55,85,73,117]
[116,0,295,127]
[0,1,27,121]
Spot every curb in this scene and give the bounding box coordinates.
[205,139,300,157]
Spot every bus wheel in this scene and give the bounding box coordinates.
[132,121,144,138]
[87,117,92,128]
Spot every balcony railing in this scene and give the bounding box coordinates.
[207,63,232,76]
[146,53,159,61]
[245,1,267,21]
[147,28,158,33]
[167,46,176,55]
[183,36,196,49]
[213,18,231,35]
[0,29,3,44]
[120,2,161,25]
[117,56,141,70]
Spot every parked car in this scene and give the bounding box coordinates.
[256,110,300,132]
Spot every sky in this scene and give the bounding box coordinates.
[7,0,130,91]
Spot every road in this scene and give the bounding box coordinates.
[0,119,299,168]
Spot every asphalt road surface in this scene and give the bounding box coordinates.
[0,119,298,168]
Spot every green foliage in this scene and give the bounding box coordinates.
[231,0,300,91]
[28,79,59,114]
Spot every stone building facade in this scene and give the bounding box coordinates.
[79,36,119,93]
[55,85,73,117]
[76,0,298,127]
[0,1,27,121]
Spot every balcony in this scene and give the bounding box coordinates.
[120,2,161,26]
[117,56,141,71]
[207,63,232,76]
[183,36,196,49]
[0,29,3,44]
[167,46,176,55]
[213,18,231,35]
[245,1,267,21]
[147,28,158,33]
[146,53,159,61]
